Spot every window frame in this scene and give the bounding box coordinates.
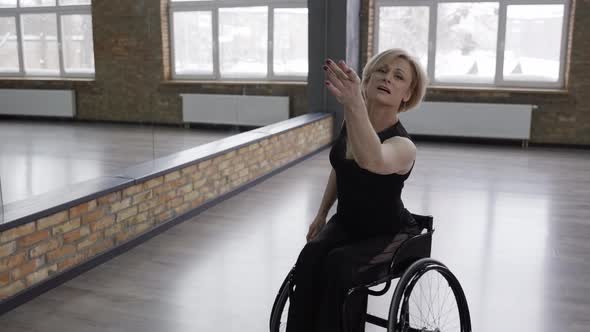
[374,0,571,89]
[168,0,308,82]
[0,1,93,78]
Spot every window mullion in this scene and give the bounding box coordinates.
[169,8,176,79]
[56,12,65,77]
[373,4,380,56]
[557,0,570,88]
[212,7,220,79]
[495,1,507,87]
[15,13,25,76]
[427,2,437,84]
[267,5,273,80]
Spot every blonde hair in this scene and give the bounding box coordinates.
[361,48,428,112]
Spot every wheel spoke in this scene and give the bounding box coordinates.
[393,263,469,332]
[418,276,432,327]
[436,279,453,329]
[435,272,442,328]
[425,273,438,327]
[417,271,460,332]
[428,271,434,325]
[440,318,460,332]
[443,321,460,329]
[409,311,429,328]
[410,287,429,327]
[439,282,452,320]
[439,301,459,330]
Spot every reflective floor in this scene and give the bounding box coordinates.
[0,142,589,332]
[0,120,236,204]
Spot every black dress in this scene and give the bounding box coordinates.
[329,120,415,235]
[286,120,419,332]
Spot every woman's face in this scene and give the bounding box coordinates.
[365,56,414,111]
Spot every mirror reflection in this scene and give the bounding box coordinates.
[0,0,307,207]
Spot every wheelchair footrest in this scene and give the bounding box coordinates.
[365,314,388,328]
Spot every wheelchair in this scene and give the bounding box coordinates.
[269,214,472,332]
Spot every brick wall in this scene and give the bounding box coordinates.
[360,0,590,145]
[360,0,374,70]
[536,0,590,144]
[0,116,333,301]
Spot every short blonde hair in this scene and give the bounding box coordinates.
[361,48,428,112]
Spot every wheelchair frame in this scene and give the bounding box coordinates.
[269,214,472,332]
[342,214,433,331]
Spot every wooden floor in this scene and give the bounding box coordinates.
[0,120,236,204]
[1,142,589,332]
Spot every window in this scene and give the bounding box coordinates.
[173,11,213,76]
[435,2,499,84]
[169,0,308,81]
[503,4,564,82]
[219,6,268,78]
[0,0,94,78]
[375,0,570,89]
[378,6,430,72]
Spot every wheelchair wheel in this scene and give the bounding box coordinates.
[388,258,471,332]
[269,268,295,332]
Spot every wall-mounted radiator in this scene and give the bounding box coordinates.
[0,89,76,118]
[181,94,289,126]
[400,102,534,140]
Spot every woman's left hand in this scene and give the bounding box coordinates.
[324,59,364,110]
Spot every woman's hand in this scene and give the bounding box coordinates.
[306,215,326,242]
[323,59,364,110]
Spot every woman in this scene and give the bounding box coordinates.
[285,48,428,332]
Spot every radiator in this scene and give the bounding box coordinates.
[399,102,534,140]
[181,94,289,126]
[0,89,76,117]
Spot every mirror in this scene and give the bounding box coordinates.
[0,0,308,217]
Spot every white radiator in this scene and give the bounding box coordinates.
[0,89,75,117]
[399,102,534,140]
[181,94,289,126]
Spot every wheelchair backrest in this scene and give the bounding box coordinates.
[411,213,434,232]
